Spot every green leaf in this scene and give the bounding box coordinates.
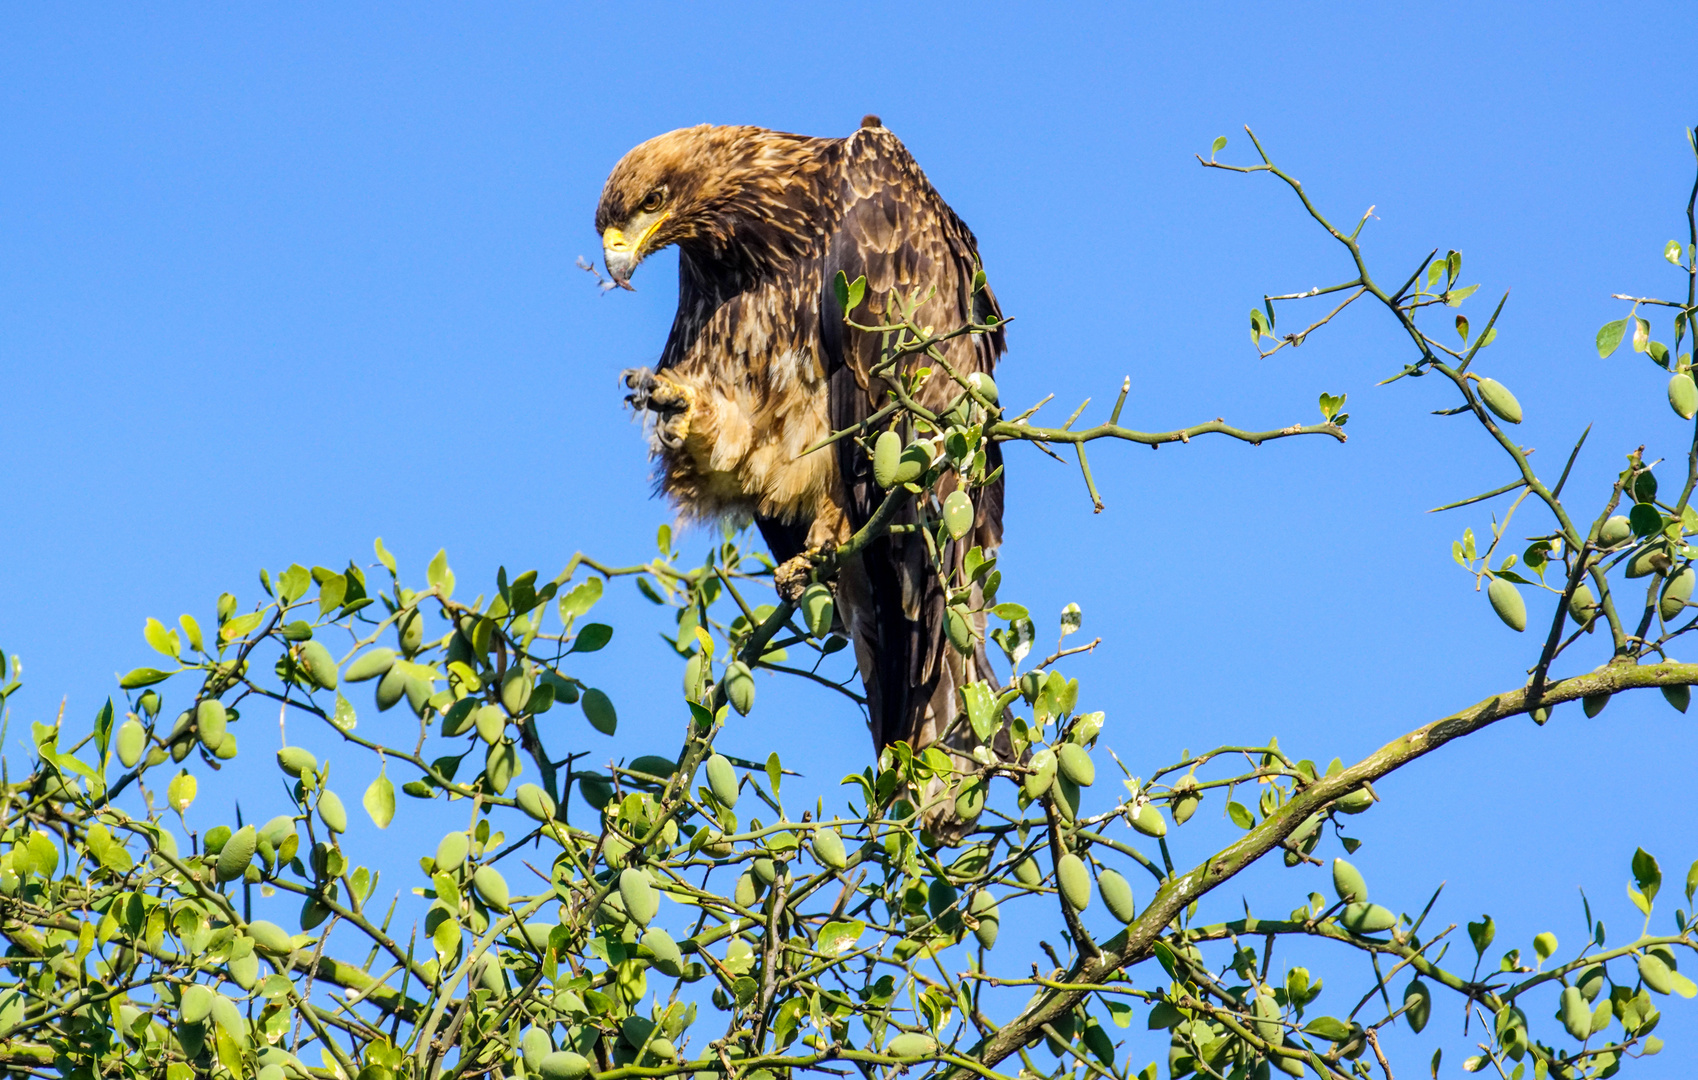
[1445,283,1480,305]
[1302,1016,1352,1041]
[1468,915,1495,957]
[1630,503,1664,538]
[559,578,603,621]
[374,537,398,574]
[1455,314,1470,343]
[1598,318,1629,358]
[1226,801,1254,829]
[178,614,204,653]
[816,919,865,956]
[278,564,311,605]
[143,618,180,659]
[1634,316,1652,352]
[363,773,395,829]
[993,602,1029,621]
[581,689,617,735]
[1059,603,1081,637]
[766,752,782,795]
[1633,847,1663,905]
[119,667,172,690]
[220,611,264,642]
[569,623,614,654]
[426,550,455,599]
[1668,240,1683,265]
[1210,135,1227,155]
[833,270,849,311]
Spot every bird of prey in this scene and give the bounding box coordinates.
[595,116,1005,772]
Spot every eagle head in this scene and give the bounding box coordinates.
[595,124,829,290]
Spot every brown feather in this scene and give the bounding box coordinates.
[596,122,1006,773]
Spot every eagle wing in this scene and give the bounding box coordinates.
[817,125,1006,753]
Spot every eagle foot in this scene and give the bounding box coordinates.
[622,367,694,449]
[773,546,831,602]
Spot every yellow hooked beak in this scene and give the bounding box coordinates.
[602,212,670,290]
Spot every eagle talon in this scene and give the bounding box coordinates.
[622,367,694,447]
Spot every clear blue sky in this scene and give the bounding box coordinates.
[5,2,1698,1069]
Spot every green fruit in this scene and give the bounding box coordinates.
[970,892,1000,948]
[1640,952,1676,994]
[642,926,683,974]
[1056,743,1095,786]
[886,1033,938,1058]
[516,783,556,822]
[1568,584,1597,626]
[1172,792,1200,824]
[1664,683,1691,712]
[927,877,959,921]
[247,920,293,955]
[1056,853,1091,911]
[873,430,904,489]
[1014,857,1042,887]
[620,868,659,927]
[723,662,755,715]
[1251,991,1281,1042]
[317,790,347,834]
[1405,979,1432,1034]
[1487,577,1526,632]
[473,866,510,910]
[1332,858,1368,903]
[702,752,741,809]
[298,641,338,690]
[800,583,835,637]
[399,610,425,656]
[116,718,146,768]
[440,698,476,737]
[1560,985,1591,1040]
[1671,373,1697,420]
[734,873,759,908]
[945,606,973,655]
[538,1051,591,1080]
[1599,515,1633,547]
[812,827,846,870]
[1022,748,1057,798]
[501,666,532,714]
[213,733,238,760]
[435,832,469,874]
[196,699,228,751]
[345,648,395,683]
[1341,902,1396,934]
[1098,868,1135,923]
[1052,775,1081,822]
[1131,803,1167,837]
[967,371,998,405]
[216,825,257,882]
[942,490,975,540]
[954,781,986,820]
[1626,543,1668,578]
[475,704,506,744]
[1583,691,1611,717]
[181,984,214,1024]
[485,740,519,795]
[375,666,408,711]
[1476,377,1523,423]
[227,949,258,990]
[752,857,777,886]
[682,652,709,702]
[1662,567,1695,620]
[895,444,929,485]
[522,1028,553,1070]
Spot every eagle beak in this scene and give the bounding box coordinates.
[601,213,671,291]
[601,228,640,291]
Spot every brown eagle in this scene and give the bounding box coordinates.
[595,116,1005,767]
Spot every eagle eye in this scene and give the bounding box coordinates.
[639,189,665,213]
